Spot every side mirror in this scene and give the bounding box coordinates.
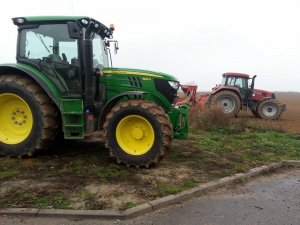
[105,40,119,54]
[67,22,81,39]
[114,42,119,54]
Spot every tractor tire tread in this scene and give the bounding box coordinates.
[0,74,59,157]
[257,98,283,120]
[103,99,172,168]
[209,90,241,117]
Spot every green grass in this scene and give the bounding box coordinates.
[187,128,300,177]
[0,190,71,209]
[0,171,18,180]
[156,179,198,196]
[81,191,97,201]
[32,194,70,209]
[120,201,140,210]
[190,128,300,157]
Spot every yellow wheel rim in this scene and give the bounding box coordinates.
[116,115,155,156]
[0,93,33,144]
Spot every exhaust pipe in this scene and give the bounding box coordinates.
[83,21,96,133]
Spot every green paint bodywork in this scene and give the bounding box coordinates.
[0,62,189,140]
[101,67,189,139]
[168,105,189,139]
[102,67,175,111]
[16,63,62,100]
[0,63,85,138]
[60,99,84,139]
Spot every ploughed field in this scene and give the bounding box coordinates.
[237,92,300,133]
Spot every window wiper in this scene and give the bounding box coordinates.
[35,34,51,54]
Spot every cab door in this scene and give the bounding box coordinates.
[234,77,251,103]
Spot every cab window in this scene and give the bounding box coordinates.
[226,77,247,89]
[19,24,81,95]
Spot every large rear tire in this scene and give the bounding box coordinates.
[103,100,173,168]
[210,90,241,117]
[257,98,282,120]
[0,75,59,157]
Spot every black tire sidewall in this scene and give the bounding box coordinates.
[106,106,164,166]
[0,81,44,155]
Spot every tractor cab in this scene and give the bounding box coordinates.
[13,17,113,99]
[221,73,259,103]
[222,73,250,89]
[215,72,251,102]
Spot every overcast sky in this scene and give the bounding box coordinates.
[0,0,299,91]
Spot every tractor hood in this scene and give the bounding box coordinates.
[103,68,178,81]
[252,89,275,101]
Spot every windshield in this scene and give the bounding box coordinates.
[92,33,109,69]
[226,76,248,88]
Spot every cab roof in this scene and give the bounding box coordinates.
[223,72,250,78]
[13,16,91,25]
[12,16,113,38]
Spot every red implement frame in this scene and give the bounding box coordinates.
[176,84,209,112]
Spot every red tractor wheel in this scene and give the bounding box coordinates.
[257,99,282,120]
[210,90,241,117]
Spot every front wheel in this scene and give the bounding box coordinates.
[103,100,173,168]
[257,99,282,120]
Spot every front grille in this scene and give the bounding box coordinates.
[154,79,177,104]
[128,76,142,88]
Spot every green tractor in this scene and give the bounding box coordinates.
[0,16,188,167]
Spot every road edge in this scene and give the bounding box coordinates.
[0,160,299,219]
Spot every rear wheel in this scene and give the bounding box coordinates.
[0,75,59,157]
[210,90,241,117]
[103,100,172,168]
[257,98,282,120]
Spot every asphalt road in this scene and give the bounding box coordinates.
[1,168,299,225]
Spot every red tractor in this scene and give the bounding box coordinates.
[178,73,286,120]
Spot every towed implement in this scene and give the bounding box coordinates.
[0,16,189,167]
[177,72,286,120]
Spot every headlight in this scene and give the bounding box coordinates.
[81,19,89,25]
[16,18,25,24]
[168,81,180,90]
